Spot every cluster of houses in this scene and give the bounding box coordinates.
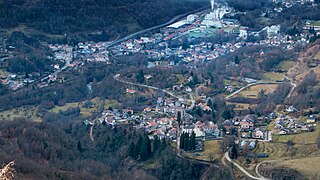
[73,42,110,62]
[95,97,183,140]
[274,113,318,135]
[1,0,316,92]
[223,114,271,141]
[91,96,222,144]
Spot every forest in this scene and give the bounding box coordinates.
[0,119,232,179]
[0,0,206,42]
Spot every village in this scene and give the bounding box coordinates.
[0,0,320,92]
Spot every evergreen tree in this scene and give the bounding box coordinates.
[177,111,182,126]
[77,141,83,153]
[183,132,189,150]
[212,102,217,110]
[230,144,238,159]
[129,142,136,159]
[234,55,240,64]
[146,136,152,158]
[222,109,232,120]
[135,135,143,159]
[191,131,196,150]
[136,70,145,83]
[207,99,213,108]
[153,135,161,153]
[180,132,185,149]
[139,135,151,161]
[160,138,167,151]
[140,139,148,161]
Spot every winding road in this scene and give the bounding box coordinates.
[255,160,278,179]
[225,77,297,101]
[222,151,269,180]
[114,74,195,105]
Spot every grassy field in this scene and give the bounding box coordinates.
[237,84,278,99]
[262,72,284,82]
[203,140,223,159]
[311,21,320,26]
[272,124,320,145]
[51,98,119,117]
[2,24,65,39]
[186,140,223,161]
[253,142,287,159]
[276,156,320,179]
[314,51,320,60]
[224,79,241,87]
[176,74,186,84]
[253,141,320,160]
[0,107,42,122]
[226,102,255,111]
[275,61,295,72]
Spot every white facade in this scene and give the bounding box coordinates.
[187,14,196,23]
[266,25,280,38]
[239,28,248,39]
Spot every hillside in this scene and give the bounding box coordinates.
[0,0,206,75]
[287,39,320,83]
[287,39,320,110]
[0,0,206,43]
[0,119,232,179]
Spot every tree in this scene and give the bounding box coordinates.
[286,140,297,158]
[286,140,295,151]
[190,131,196,150]
[183,132,189,150]
[208,153,215,161]
[129,142,136,159]
[135,136,143,159]
[258,89,266,99]
[234,55,240,64]
[0,161,15,180]
[153,136,161,153]
[177,111,182,126]
[222,109,232,120]
[146,136,152,157]
[140,136,150,161]
[160,138,167,151]
[77,141,84,153]
[136,70,145,83]
[180,132,185,149]
[230,144,238,159]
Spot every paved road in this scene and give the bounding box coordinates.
[114,74,195,105]
[177,152,219,168]
[225,81,281,100]
[225,77,297,101]
[278,74,297,99]
[223,151,268,180]
[89,122,95,142]
[106,7,209,49]
[255,160,278,179]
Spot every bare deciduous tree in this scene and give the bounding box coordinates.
[0,161,15,180]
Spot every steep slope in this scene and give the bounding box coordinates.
[287,39,320,83]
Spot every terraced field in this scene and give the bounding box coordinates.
[253,142,320,159]
[253,142,287,159]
